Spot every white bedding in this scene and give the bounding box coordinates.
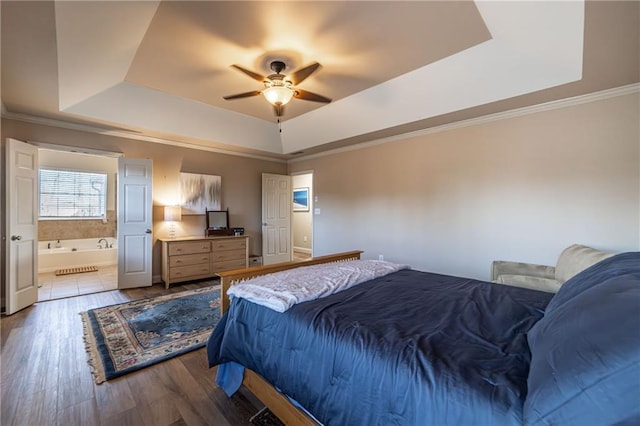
[227,259,410,312]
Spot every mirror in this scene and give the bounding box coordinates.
[206,209,230,236]
[206,210,228,230]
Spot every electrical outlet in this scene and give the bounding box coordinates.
[303,236,308,242]
[378,254,384,261]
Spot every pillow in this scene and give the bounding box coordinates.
[554,244,613,283]
[546,252,639,314]
[524,270,640,425]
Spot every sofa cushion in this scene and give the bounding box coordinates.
[524,252,640,425]
[554,244,613,283]
[494,274,561,293]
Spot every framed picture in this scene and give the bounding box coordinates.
[293,187,310,212]
[180,172,221,215]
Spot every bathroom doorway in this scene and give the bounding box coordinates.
[36,148,119,301]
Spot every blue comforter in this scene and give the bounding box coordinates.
[207,269,553,425]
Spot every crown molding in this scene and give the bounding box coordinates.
[3,83,637,165]
[289,83,640,163]
[0,111,287,164]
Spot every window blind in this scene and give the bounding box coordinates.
[39,168,107,218]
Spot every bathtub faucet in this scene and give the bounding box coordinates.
[97,238,109,249]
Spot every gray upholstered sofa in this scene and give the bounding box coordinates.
[491,244,614,293]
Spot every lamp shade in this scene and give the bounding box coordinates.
[164,205,182,222]
[263,86,294,106]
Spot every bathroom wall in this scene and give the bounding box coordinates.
[38,210,117,241]
[37,149,118,241]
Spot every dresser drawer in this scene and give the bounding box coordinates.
[212,258,247,272]
[162,236,248,289]
[169,253,210,268]
[169,263,211,280]
[212,238,246,251]
[211,248,246,263]
[168,241,211,256]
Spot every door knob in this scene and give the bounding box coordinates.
[11,235,22,241]
[262,223,268,226]
[145,229,152,234]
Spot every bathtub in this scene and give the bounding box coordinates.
[38,237,118,273]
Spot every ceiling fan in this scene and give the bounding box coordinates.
[223,60,331,117]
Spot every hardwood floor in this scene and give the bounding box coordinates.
[1,281,261,426]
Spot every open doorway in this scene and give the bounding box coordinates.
[291,172,313,261]
[36,148,119,301]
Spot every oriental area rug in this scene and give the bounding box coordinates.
[80,285,221,384]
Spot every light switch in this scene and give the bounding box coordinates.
[314,208,321,215]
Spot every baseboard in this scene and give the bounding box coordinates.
[293,247,312,255]
[152,274,162,284]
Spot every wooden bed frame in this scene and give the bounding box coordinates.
[216,250,363,425]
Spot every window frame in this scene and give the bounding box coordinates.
[38,167,108,220]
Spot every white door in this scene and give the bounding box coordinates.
[5,138,38,315]
[117,158,153,289]
[262,173,291,265]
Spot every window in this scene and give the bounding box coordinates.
[39,168,107,219]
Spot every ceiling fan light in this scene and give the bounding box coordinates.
[263,86,294,106]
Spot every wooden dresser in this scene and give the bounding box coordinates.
[160,236,249,289]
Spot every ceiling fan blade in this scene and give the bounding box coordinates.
[294,89,331,103]
[273,104,285,117]
[288,62,321,85]
[230,65,265,82]
[223,90,262,100]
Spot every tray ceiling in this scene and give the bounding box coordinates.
[2,1,638,159]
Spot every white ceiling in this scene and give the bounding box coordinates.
[2,1,639,159]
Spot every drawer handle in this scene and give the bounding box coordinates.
[176,248,182,252]
[176,260,182,264]
[175,272,182,276]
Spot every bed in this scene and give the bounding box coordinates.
[207,250,640,425]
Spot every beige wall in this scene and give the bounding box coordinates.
[1,119,287,282]
[289,93,640,280]
[292,173,313,253]
[2,92,638,289]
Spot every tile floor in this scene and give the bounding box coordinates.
[293,250,312,261]
[37,264,118,301]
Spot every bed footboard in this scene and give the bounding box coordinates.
[216,250,363,314]
[243,369,319,425]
